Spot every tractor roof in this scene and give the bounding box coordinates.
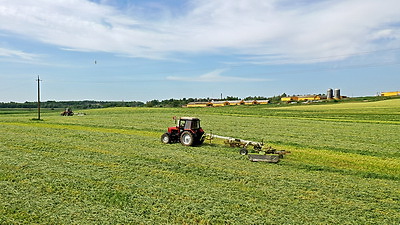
[180,117,200,121]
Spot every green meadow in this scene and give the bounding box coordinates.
[0,99,399,224]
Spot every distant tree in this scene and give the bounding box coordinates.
[146,100,160,107]
[226,96,240,101]
[244,96,268,101]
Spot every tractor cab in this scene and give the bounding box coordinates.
[178,117,201,131]
[162,117,205,146]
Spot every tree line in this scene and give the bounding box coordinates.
[0,100,144,109]
[0,94,288,109]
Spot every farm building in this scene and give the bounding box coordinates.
[211,101,230,107]
[257,100,269,104]
[281,96,299,102]
[297,95,324,101]
[243,100,258,105]
[281,95,327,102]
[186,102,212,107]
[185,99,269,107]
[381,91,400,97]
[228,100,244,106]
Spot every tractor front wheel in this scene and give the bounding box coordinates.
[180,131,194,146]
[161,133,171,144]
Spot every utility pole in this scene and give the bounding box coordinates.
[36,76,42,120]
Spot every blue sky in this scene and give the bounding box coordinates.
[0,0,399,102]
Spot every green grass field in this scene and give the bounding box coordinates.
[1,99,399,224]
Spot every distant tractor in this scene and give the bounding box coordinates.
[61,108,74,116]
[161,117,205,146]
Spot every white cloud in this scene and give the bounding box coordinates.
[0,0,166,58]
[0,0,399,63]
[0,47,39,60]
[166,69,270,82]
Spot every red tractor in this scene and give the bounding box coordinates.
[61,108,74,116]
[161,117,205,146]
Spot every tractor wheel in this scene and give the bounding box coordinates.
[161,133,171,144]
[239,148,248,155]
[180,131,194,146]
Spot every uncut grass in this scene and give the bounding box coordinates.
[1,101,400,223]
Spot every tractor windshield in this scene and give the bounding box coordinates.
[191,120,201,129]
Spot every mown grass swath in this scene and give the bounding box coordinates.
[0,99,399,224]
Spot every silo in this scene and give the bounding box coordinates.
[327,88,333,99]
[334,88,341,99]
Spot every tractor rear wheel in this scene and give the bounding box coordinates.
[161,133,171,144]
[180,131,194,146]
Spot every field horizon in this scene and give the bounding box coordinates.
[1,99,399,224]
